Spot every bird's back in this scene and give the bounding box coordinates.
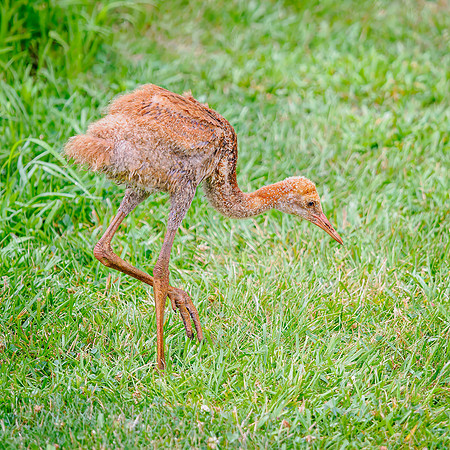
[64,84,237,194]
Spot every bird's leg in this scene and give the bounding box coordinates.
[93,189,203,352]
[93,188,150,281]
[152,189,198,370]
[152,227,176,370]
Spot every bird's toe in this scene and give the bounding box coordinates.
[168,287,203,341]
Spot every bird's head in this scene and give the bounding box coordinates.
[273,176,343,245]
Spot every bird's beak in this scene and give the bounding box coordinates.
[311,212,344,245]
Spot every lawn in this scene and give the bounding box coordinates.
[0,0,449,448]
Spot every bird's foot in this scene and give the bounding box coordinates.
[168,288,204,342]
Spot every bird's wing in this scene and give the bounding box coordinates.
[107,84,225,155]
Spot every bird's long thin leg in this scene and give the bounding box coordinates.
[93,189,203,353]
[152,189,197,370]
[152,227,177,370]
[93,188,151,284]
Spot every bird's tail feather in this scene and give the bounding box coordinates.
[63,135,113,171]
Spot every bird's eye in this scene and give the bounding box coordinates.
[307,201,315,207]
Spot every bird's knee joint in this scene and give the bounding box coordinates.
[93,242,113,266]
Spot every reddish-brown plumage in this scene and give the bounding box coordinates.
[64,84,343,370]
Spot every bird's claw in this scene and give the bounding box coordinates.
[168,288,204,342]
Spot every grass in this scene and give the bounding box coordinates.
[0,0,449,447]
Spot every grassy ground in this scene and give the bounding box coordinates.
[1,0,449,448]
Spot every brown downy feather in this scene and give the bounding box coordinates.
[64,135,113,172]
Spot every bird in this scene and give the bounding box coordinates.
[64,83,343,370]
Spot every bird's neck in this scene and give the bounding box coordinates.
[203,154,281,219]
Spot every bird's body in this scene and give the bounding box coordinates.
[65,84,342,370]
[66,84,234,207]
